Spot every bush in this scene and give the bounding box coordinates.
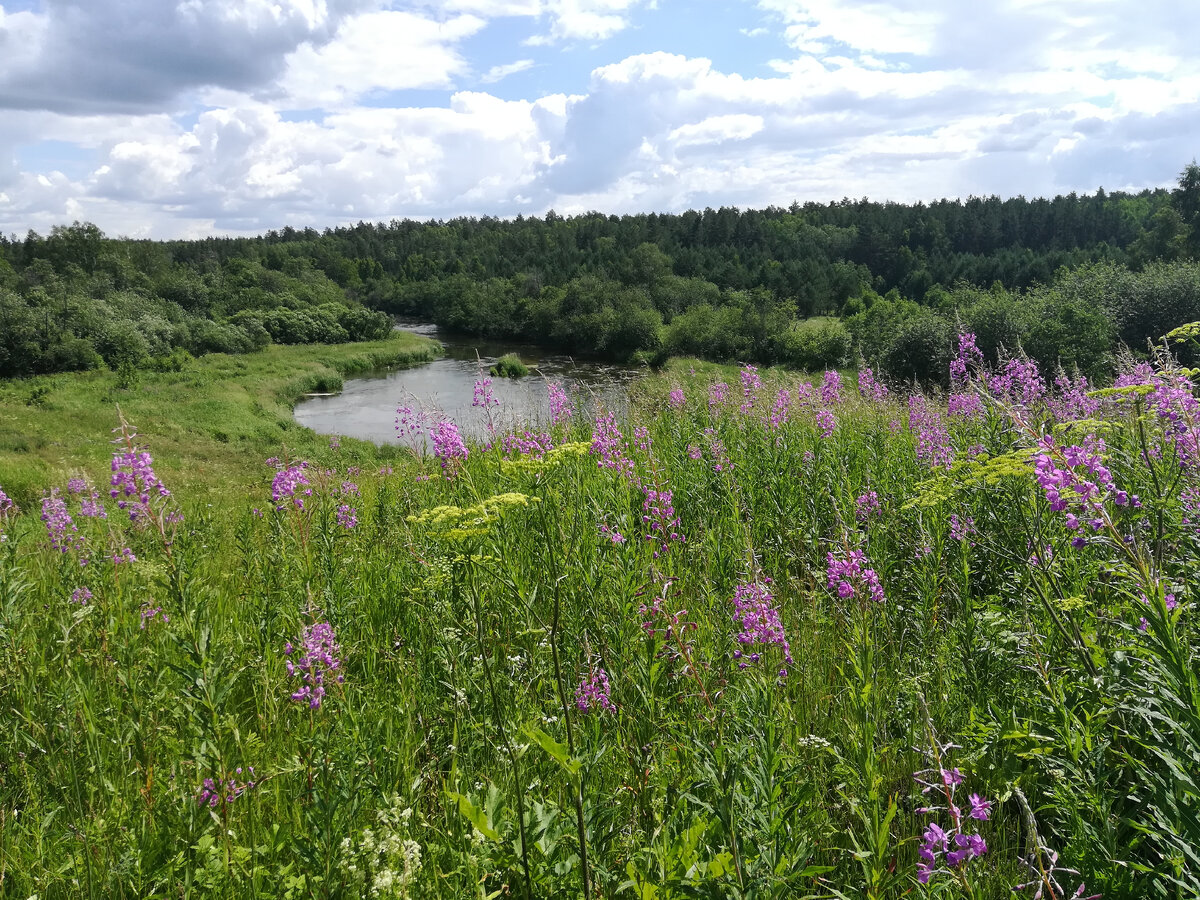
[774,317,851,371]
[490,353,529,378]
[882,314,954,386]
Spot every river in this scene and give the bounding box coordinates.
[293,322,646,445]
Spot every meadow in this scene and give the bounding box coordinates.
[0,335,1197,899]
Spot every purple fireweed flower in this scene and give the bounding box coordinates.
[197,768,257,809]
[394,405,428,441]
[816,409,836,438]
[1050,372,1100,421]
[328,434,341,451]
[285,621,344,710]
[988,357,1046,408]
[855,491,881,522]
[639,593,697,643]
[739,365,762,412]
[503,430,554,458]
[820,370,843,406]
[1114,361,1155,388]
[430,420,469,470]
[272,464,312,512]
[826,549,885,604]
[110,448,171,525]
[472,377,499,409]
[667,388,686,410]
[0,486,14,516]
[591,412,634,479]
[968,793,992,820]
[548,381,573,424]
[687,443,703,460]
[140,602,169,629]
[67,477,88,495]
[950,332,984,388]
[113,547,137,565]
[769,388,792,430]
[703,428,732,472]
[730,580,793,677]
[949,514,975,542]
[336,505,357,529]
[1147,370,1200,468]
[947,391,984,420]
[78,491,107,519]
[598,523,625,544]
[642,486,683,558]
[857,367,888,402]
[71,586,92,605]
[908,396,954,469]
[41,491,80,553]
[709,382,729,411]
[575,667,615,713]
[796,382,815,410]
[338,481,359,497]
[633,426,652,453]
[913,748,990,885]
[1033,433,1137,530]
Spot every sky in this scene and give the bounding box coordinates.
[0,0,1197,239]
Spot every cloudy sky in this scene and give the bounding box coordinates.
[0,0,1197,239]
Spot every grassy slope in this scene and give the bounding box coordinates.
[0,333,439,504]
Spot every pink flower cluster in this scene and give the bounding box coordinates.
[271,463,312,512]
[821,370,843,405]
[857,367,888,402]
[549,381,574,423]
[642,487,683,558]
[730,580,793,677]
[110,449,171,524]
[575,667,615,713]
[285,621,344,710]
[913,760,990,884]
[1033,435,1136,538]
[41,491,80,553]
[826,549,885,605]
[430,420,468,469]
[197,768,257,809]
[503,430,554,458]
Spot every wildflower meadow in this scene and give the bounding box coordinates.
[1,335,1199,899]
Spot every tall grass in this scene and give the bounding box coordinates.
[0,344,1196,899]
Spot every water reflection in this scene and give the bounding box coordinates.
[294,322,645,445]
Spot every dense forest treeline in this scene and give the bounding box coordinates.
[3,164,1200,380]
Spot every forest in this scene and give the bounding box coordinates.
[3,164,1200,381]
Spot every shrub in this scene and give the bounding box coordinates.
[490,353,529,378]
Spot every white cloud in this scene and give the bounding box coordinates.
[2,0,1200,237]
[758,0,942,55]
[430,0,653,43]
[0,0,368,112]
[280,11,485,107]
[669,114,764,146]
[481,59,537,83]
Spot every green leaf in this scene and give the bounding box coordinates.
[447,790,500,841]
[524,725,582,776]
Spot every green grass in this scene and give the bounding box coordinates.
[0,333,439,505]
[0,352,1196,899]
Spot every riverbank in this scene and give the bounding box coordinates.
[295,321,647,445]
[0,333,439,504]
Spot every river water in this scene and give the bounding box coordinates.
[293,322,646,445]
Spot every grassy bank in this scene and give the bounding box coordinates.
[1,345,1198,898]
[0,333,439,504]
